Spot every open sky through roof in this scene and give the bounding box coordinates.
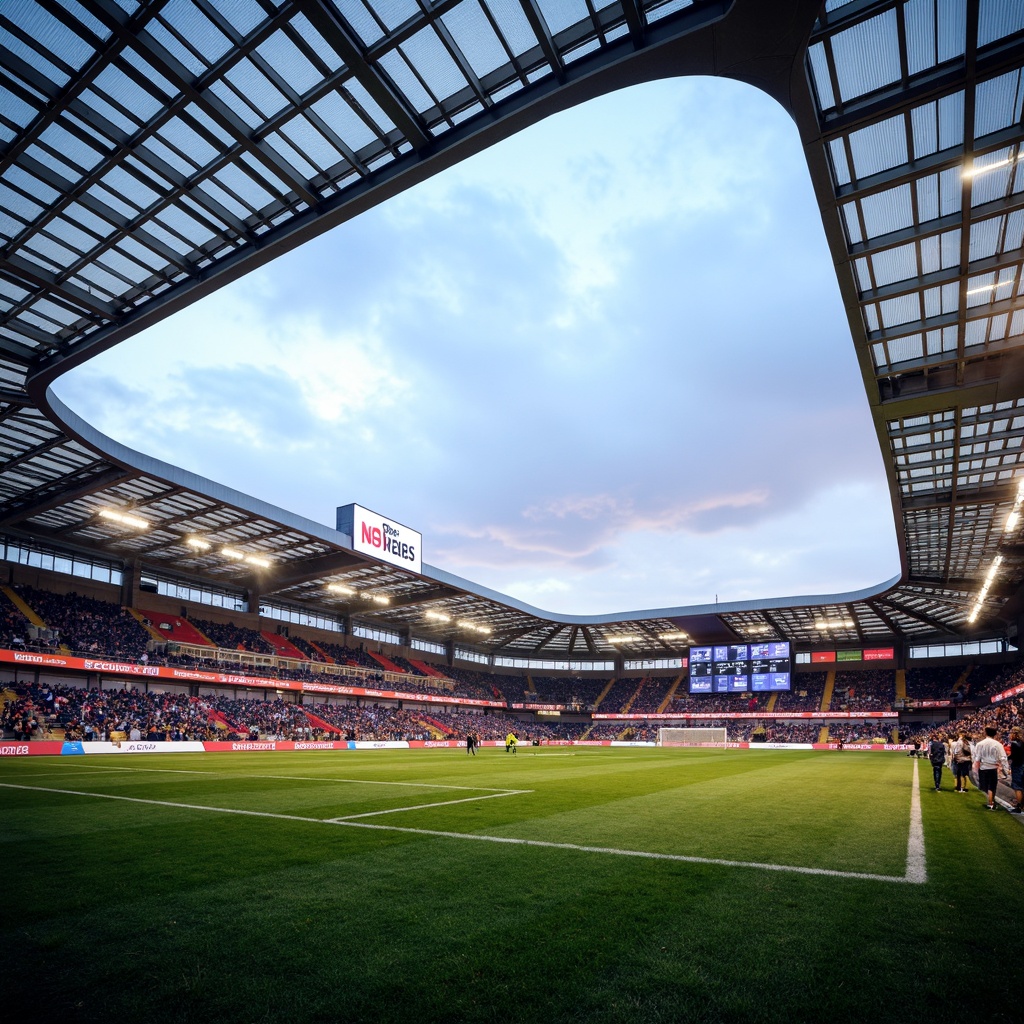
[53,74,900,616]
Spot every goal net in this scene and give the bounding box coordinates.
[657,727,727,747]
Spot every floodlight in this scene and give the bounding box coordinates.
[99,508,148,530]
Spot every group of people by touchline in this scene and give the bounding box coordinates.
[926,726,1023,812]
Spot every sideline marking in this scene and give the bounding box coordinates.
[905,758,927,883]
[0,781,920,884]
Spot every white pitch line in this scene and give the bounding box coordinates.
[0,782,915,884]
[337,820,917,883]
[327,790,528,821]
[905,758,927,883]
[0,782,333,824]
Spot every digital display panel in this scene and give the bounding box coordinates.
[689,642,790,693]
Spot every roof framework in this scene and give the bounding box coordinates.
[1,0,1024,659]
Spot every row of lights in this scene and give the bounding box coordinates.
[603,630,689,646]
[98,508,149,530]
[813,617,854,631]
[967,479,1024,623]
[326,583,389,605]
[424,610,492,634]
[99,509,272,569]
[185,536,271,568]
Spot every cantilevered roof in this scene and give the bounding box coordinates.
[1,0,1024,658]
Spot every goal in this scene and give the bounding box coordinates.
[657,727,728,747]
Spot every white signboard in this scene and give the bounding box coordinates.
[337,503,422,574]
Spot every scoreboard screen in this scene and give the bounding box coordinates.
[688,641,791,693]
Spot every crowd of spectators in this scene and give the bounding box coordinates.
[832,671,895,711]
[530,676,609,708]
[904,664,962,701]
[6,582,1024,746]
[826,721,896,743]
[961,663,1021,700]
[594,679,634,713]
[442,666,508,701]
[287,635,327,662]
[627,678,676,714]
[6,585,151,660]
[2,681,218,741]
[773,673,826,711]
[667,692,769,714]
[0,680,605,744]
[191,617,276,655]
[314,641,384,671]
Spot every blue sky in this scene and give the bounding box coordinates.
[56,75,900,615]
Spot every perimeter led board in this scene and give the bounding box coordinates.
[688,642,791,693]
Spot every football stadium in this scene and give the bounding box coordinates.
[2,0,1024,1020]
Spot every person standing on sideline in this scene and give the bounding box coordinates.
[952,732,974,793]
[928,733,947,791]
[973,725,1010,810]
[1008,727,1024,813]
[466,732,476,756]
[506,731,517,755]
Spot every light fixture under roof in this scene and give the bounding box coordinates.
[220,546,269,568]
[658,631,689,641]
[1004,477,1024,535]
[966,276,1015,296]
[327,583,355,596]
[963,153,1022,178]
[457,619,491,634]
[606,634,640,644]
[426,610,451,623]
[98,508,148,530]
[813,618,854,631]
[185,536,211,551]
[968,556,1003,624]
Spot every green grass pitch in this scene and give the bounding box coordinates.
[2,747,1022,1023]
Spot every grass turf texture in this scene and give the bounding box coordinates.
[1,747,1021,1023]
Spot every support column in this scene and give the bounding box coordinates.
[121,559,142,608]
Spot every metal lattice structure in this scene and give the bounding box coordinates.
[1,0,1024,660]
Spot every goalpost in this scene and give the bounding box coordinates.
[657,727,728,747]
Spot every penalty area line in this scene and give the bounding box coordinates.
[326,789,528,821]
[0,781,915,884]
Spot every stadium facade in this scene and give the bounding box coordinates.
[2,0,1024,669]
